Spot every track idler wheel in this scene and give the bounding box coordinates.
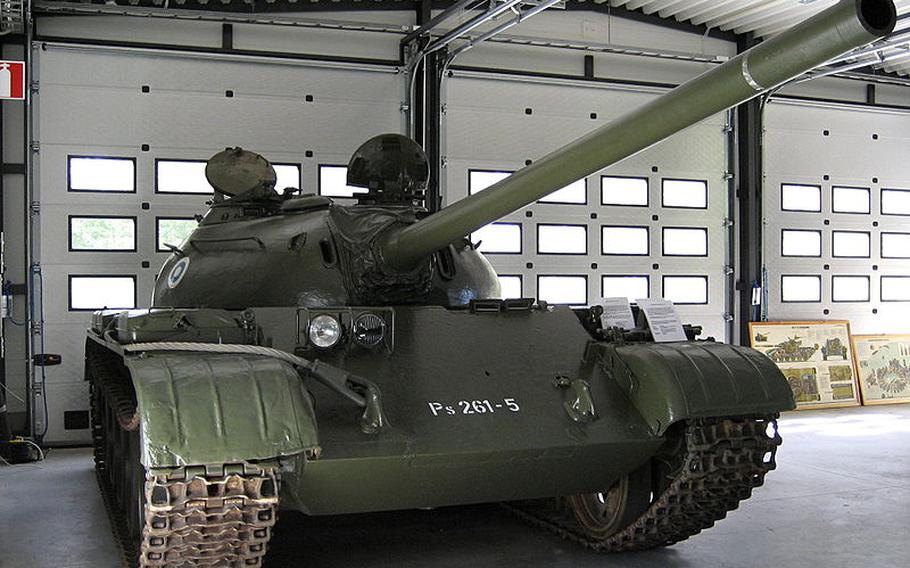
[566,464,652,540]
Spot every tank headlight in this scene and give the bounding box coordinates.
[353,313,385,348]
[308,314,342,349]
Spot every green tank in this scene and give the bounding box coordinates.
[768,336,821,363]
[84,2,895,566]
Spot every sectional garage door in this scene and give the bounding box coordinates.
[33,43,402,443]
[444,71,732,342]
[763,100,910,333]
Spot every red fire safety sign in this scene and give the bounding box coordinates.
[0,60,26,100]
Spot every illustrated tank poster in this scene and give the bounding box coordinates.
[81,2,896,566]
[852,335,910,405]
[750,321,861,409]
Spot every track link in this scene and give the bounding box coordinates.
[504,415,782,551]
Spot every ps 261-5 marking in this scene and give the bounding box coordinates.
[427,398,520,416]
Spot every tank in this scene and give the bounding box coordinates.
[767,336,821,363]
[822,337,849,360]
[83,2,896,566]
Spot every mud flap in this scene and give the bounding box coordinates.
[125,353,318,468]
[590,341,796,435]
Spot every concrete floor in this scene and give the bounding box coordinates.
[1,405,908,568]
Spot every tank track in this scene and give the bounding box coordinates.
[139,464,279,567]
[89,345,280,567]
[503,415,782,551]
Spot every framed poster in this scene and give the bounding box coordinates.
[749,321,860,409]
[851,335,910,405]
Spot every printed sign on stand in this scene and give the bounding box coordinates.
[0,61,26,100]
[600,297,636,330]
[636,298,687,343]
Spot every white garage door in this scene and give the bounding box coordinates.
[445,71,731,341]
[33,43,402,443]
[764,100,910,333]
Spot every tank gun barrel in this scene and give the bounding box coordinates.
[381,0,896,269]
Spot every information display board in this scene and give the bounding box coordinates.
[749,321,860,409]
[851,335,910,406]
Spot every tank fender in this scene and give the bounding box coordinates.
[124,353,318,469]
[588,341,795,435]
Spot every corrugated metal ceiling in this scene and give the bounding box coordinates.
[602,0,910,76]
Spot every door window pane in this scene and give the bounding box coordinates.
[881,276,910,302]
[319,165,367,198]
[662,227,708,256]
[602,276,649,301]
[472,223,521,254]
[601,176,648,206]
[469,170,512,195]
[68,157,135,193]
[781,184,821,212]
[538,225,587,254]
[832,231,871,258]
[832,186,870,214]
[781,229,822,257]
[273,164,301,191]
[832,275,870,302]
[540,179,586,204]
[781,275,821,302]
[881,233,910,259]
[157,160,213,194]
[602,226,649,255]
[881,188,910,215]
[156,218,198,252]
[662,179,707,209]
[537,276,587,306]
[69,217,136,251]
[662,276,708,304]
[498,275,522,299]
[70,276,135,310]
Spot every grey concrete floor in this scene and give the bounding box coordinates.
[1,405,908,568]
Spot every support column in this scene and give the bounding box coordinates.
[735,34,764,346]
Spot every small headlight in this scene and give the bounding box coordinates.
[353,313,385,347]
[308,314,342,348]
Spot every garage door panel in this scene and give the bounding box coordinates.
[38,91,157,144]
[39,49,401,101]
[765,104,910,185]
[39,90,399,152]
[446,113,725,172]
